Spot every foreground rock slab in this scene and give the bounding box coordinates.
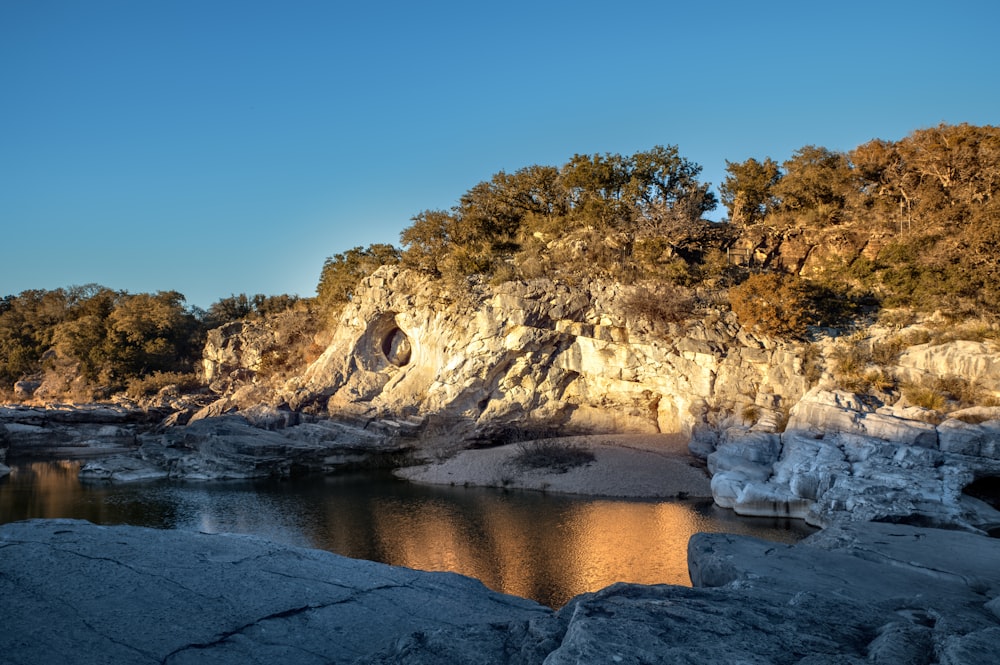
[2,520,998,664]
[0,519,549,665]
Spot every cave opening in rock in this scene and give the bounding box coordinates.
[962,476,1000,537]
[963,476,1000,509]
[380,327,412,367]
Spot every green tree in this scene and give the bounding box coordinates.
[774,146,852,223]
[317,243,401,309]
[100,291,202,382]
[720,157,782,225]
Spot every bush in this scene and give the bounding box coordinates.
[728,272,814,338]
[622,285,695,328]
[511,440,596,474]
[125,371,203,401]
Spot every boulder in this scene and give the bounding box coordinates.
[896,340,1000,393]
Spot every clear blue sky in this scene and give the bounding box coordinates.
[3,0,998,309]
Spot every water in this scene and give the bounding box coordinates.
[0,459,815,608]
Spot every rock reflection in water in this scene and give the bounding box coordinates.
[0,461,813,608]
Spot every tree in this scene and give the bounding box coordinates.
[100,291,202,382]
[317,243,401,310]
[720,157,782,225]
[773,146,852,222]
[399,209,457,276]
[627,145,718,234]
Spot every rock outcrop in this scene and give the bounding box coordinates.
[285,267,809,441]
[3,519,998,664]
[80,410,414,482]
[709,387,1000,533]
[0,403,151,459]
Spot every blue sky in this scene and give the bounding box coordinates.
[3,0,998,309]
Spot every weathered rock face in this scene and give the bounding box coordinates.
[4,519,998,665]
[0,404,150,459]
[202,320,281,392]
[80,411,413,482]
[713,387,1000,533]
[286,267,808,440]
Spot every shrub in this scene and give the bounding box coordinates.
[800,343,825,386]
[871,336,906,365]
[901,382,947,411]
[622,285,695,328]
[125,371,203,401]
[728,272,813,338]
[511,440,596,474]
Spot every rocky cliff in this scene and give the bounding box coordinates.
[153,266,1000,534]
[266,266,811,440]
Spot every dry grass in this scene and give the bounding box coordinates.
[511,440,596,474]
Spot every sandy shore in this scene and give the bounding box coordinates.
[396,433,713,499]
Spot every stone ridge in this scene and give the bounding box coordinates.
[2,519,998,664]
[189,266,1000,531]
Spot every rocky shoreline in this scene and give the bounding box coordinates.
[2,518,997,664]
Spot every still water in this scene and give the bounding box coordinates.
[0,460,815,607]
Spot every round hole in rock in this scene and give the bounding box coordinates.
[380,327,412,367]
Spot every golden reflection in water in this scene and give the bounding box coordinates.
[364,493,718,607]
[1,463,810,609]
[5,461,84,520]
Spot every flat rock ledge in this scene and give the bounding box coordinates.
[2,520,998,664]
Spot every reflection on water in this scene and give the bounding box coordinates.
[0,460,815,607]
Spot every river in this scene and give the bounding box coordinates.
[0,459,815,608]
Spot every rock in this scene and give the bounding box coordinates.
[286,267,809,438]
[896,340,1000,393]
[0,519,549,665]
[78,455,168,482]
[685,523,1000,665]
[938,417,1000,459]
[0,404,145,457]
[786,387,938,447]
[100,414,409,481]
[705,386,1000,532]
[12,379,40,399]
[3,520,998,665]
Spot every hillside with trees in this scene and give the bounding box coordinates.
[4,122,998,403]
[322,122,999,334]
[0,287,308,402]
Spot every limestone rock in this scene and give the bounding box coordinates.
[0,404,147,458]
[4,520,999,665]
[938,417,1000,459]
[0,519,549,665]
[286,267,808,439]
[83,414,411,481]
[896,340,1000,393]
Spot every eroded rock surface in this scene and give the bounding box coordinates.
[284,267,809,440]
[4,519,997,665]
[80,412,412,481]
[713,388,1000,532]
[0,519,549,665]
[0,404,150,458]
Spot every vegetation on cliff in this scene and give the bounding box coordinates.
[319,122,998,337]
[0,286,305,401]
[4,123,998,403]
